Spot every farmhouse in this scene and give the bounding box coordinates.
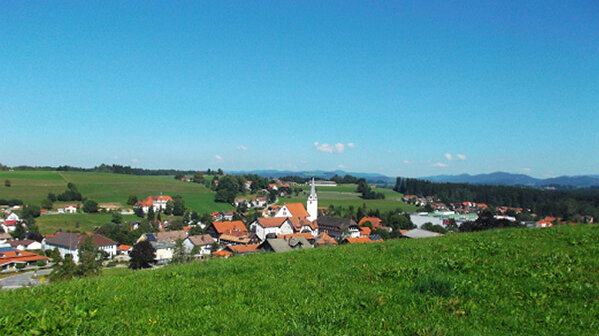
[358,217,382,229]
[134,195,174,213]
[1,213,20,232]
[6,239,42,251]
[64,204,78,214]
[224,244,260,256]
[315,216,360,241]
[249,217,294,241]
[258,237,312,253]
[205,221,247,239]
[137,230,188,263]
[43,232,117,263]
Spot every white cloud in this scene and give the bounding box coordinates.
[347,143,355,148]
[131,158,139,163]
[522,168,531,173]
[236,145,247,151]
[444,153,453,161]
[432,162,448,167]
[337,164,347,169]
[215,155,223,161]
[402,160,412,164]
[456,154,467,160]
[314,142,347,154]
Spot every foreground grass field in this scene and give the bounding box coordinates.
[278,184,418,213]
[0,171,234,214]
[1,225,598,335]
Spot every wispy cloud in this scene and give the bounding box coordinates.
[402,160,412,164]
[215,155,223,161]
[522,167,531,173]
[347,143,355,148]
[445,153,453,161]
[236,145,247,151]
[432,162,448,167]
[456,154,467,160]
[338,164,347,169]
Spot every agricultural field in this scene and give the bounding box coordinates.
[0,171,234,214]
[2,225,597,335]
[278,184,418,213]
[34,214,139,235]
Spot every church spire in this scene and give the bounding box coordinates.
[307,177,318,221]
[310,177,316,197]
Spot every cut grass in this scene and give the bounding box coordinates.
[35,213,139,235]
[1,225,597,335]
[0,171,234,214]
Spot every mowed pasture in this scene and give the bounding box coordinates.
[0,171,234,214]
[278,184,418,213]
[1,225,598,335]
[35,213,140,235]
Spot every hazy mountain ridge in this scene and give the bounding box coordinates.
[421,172,599,187]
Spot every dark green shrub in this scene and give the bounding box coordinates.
[414,276,452,297]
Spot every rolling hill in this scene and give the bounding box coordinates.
[421,172,599,188]
[0,225,597,335]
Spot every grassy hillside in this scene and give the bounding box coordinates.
[0,171,234,213]
[278,184,419,213]
[1,225,598,335]
[34,214,139,235]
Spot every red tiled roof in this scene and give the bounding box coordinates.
[256,217,289,228]
[359,227,372,236]
[135,195,173,207]
[212,221,247,234]
[118,244,132,251]
[277,232,314,240]
[226,244,260,254]
[358,217,382,229]
[315,232,337,246]
[280,203,310,218]
[4,220,17,227]
[0,250,49,266]
[345,236,374,244]
[212,250,232,258]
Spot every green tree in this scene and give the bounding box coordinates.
[164,201,174,215]
[10,223,26,240]
[147,206,155,221]
[193,172,204,183]
[83,200,99,213]
[129,240,155,269]
[174,172,185,180]
[126,194,138,206]
[111,212,122,224]
[173,196,185,216]
[49,254,77,281]
[171,239,188,264]
[47,192,57,202]
[4,179,10,187]
[22,204,41,219]
[40,198,54,210]
[134,206,144,218]
[75,236,102,277]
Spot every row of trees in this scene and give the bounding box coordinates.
[356,179,385,200]
[395,177,599,220]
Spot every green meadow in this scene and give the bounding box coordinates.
[34,214,139,235]
[278,184,418,213]
[0,171,234,214]
[1,225,597,335]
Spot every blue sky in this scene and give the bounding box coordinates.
[1,1,597,178]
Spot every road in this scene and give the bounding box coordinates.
[0,269,52,290]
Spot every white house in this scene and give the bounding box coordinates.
[252,197,267,208]
[43,232,117,263]
[6,239,42,251]
[183,234,215,257]
[1,213,21,233]
[64,204,78,214]
[249,217,294,241]
[134,195,174,213]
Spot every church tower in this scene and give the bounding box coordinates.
[307,178,318,221]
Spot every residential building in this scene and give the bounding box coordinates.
[134,195,174,213]
[315,216,360,241]
[0,249,50,271]
[183,234,215,257]
[342,236,374,244]
[274,203,310,219]
[6,239,42,251]
[43,232,117,263]
[249,217,294,241]
[224,244,260,256]
[64,204,78,214]
[205,221,247,240]
[358,217,382,229]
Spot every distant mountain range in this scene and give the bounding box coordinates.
[229,170,599,188]
[420,172,599,188]
[227,170,395,184]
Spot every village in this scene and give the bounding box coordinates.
[1,174,589,287]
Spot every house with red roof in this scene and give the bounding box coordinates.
[274,203,310,219]
[358,217,382,229]
[134,195,174,213]
[249,217,294,241]
[341,236,375,244]
[0,249,50,271]
[205,221,248,240]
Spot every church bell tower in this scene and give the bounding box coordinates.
[307,178,318,221]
